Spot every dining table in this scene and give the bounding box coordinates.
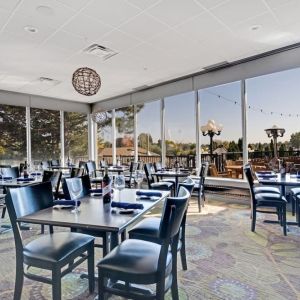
[18,188,169,251]
[153,170,190,191]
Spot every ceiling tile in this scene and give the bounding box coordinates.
[119,13,169,41]
[193,0,229,10]
[147,0,205,27]
[126,0,161,10]
[0,9,10,29]
[174,12,225,42]
[272,0,300,26]
[82,0,140,27]
[265,0,294,9]
[210,0,268,26]
[0,0,20,12]
[16,0,76,29]
[62,14,113,41]
[56,0,90,10]
[100,30,141,52]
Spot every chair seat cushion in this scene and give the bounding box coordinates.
[291,187,300,196]
[150,182,173,190]
[97,239,171,284]
[129,217,160,240]
[254,186,280,194]
[23,232,94,265]
[255,193,286,206]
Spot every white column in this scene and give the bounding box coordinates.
[26,106,31,166]
[241,79,248,166]
[134,105,138,162]
[60,111,65,166]
[195,90,201,174]
[161,98,166,167]
[112,109,116,165]
[88,114,96,161]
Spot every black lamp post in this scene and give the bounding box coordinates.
[201,120,223,156]
[265,125,285,158]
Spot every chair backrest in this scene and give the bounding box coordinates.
[244,164,254,194]
[177,180,194,196]
[144,163,154,188]
[78,161,86,169]
[86,161,96,176]
[63,175,91,200]
[51,159,60,166]
[41,160,50,170]
[1,166,19,178]
[6,181,54,251]
[42,170,54,183]
[70,167,84,178]
[208,164,219,177]
[100,160,108,168]
[153,162,161,172]
[159,186,190,240]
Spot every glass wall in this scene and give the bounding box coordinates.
[200,81,242,178]
[64,112,88,165]
[116,106,134,165]
[97,111,113,164]
[0,104,26,166]
[137,100,161,164]
[165,92,196,168]
[31,108,60,164]
[247,68,300,171]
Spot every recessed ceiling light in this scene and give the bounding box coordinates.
[250,25,262,31]
[24,25,38,33]
[36,5,54,16]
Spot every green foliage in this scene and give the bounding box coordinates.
[279,143,286,157]
[290,132,300,149]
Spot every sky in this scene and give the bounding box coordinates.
[101,67,300,145]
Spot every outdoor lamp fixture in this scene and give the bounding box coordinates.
[265,125,285,158]
[201,120,223,156]
[91,111,108,125]
[72,67,101,96]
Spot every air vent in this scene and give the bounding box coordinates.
[203,61,229,71]
[39,77,60,85]
[132,85,149,91]
[83,44,118,60]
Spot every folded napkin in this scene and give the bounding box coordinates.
[30,172,42,176]
[0,176,13,180]
[53,200,81,206]
[290,174,300,178]
[258,174,277,178]
[17,177,35,182]
[136,191,162,197]
[89,188,102,193]
[256,171,273,175]
[111,201,144,210]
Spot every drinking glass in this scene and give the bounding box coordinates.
[70,178,82,213]
[135,170,144,190]
[114,175,125,201]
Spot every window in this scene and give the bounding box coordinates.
[31,108,60,163]
[200,81,242,178]
[165,92,196,168]
[98,111,113,164]
[116,106,134,165]
[0,104,26,166]
[137,100,161,164]
[64,112,88,165]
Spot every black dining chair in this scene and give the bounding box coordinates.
[295,195,300,227]
[63,175,110,256]
[42,170,62,200]
[86,161,103,185]
[153,162,177,187]
[70,167,84,178]
[125,161,138,188]
[244,164,287,235]
[97,187,189,300]
[51,159,60,167]
[144,163,174,193]
[78,161,87,169]
[129,183,193,271]
[41,160,51,170]
[6,181,95,300]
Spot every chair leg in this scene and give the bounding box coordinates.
[87,245,95,293]
[52,268,62,300]
[13,260,23,300]
[251,210,256,232]
[98,269,105,300]
[282,205,287,236]
[296,197,300,227]
[156,281,165,300]
[291,195,295,216]
[41,224,45,234]
[171,240,179,300]
[49,225,54,234]
[1,206,6,219]
[197,190,201,213]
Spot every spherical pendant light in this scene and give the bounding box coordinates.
[92,111,108,124]
[72,67,101,96]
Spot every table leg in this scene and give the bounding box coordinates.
[110,232,119,251]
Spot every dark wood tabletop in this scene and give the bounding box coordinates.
[18,188,169,234]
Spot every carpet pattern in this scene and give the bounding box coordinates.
[0,196,300,300]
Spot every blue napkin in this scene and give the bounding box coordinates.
[0,176,13,180]
[89,188,102,193]
[136,191,162,197]
[290,174,300,178]
[111,201,144,210]
[17,177,35,182]
[53,200,81,206]
[256,171,273,175]
[30,172,42,176]
[258,174,277,178]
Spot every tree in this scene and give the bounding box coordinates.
[279,143,286,157]
[138,133,153,150]
[237,137,243,152]
[290,132,300,149]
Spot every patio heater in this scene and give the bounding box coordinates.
[201,120,223,157]
[265,125,285,158]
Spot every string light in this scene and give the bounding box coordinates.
[204,90,300,118]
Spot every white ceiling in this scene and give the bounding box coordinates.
[0,0,299,103]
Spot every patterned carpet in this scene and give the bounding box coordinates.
[0,195,300,300]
